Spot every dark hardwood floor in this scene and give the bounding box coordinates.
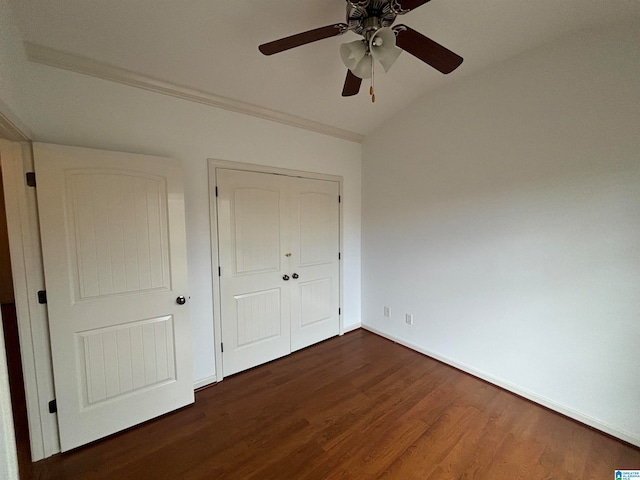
[19,329,640,479]
[2,303,32,476]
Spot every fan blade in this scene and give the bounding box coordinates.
[342,70,362,97]
[393,0,432,13]
[394,25,463,74]
[259,24,348,55]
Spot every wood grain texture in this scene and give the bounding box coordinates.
[342,70,362,97]
[2,303,32,477]
[20,329,640,479]
[394,25,463,74]
[258,24,348,56]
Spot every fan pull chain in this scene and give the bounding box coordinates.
[370,58,376,103]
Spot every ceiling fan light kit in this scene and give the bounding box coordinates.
[368,28,403,73]
[340,41,368,74]
[258,0,463,99]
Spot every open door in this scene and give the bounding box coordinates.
[34,143,193,451]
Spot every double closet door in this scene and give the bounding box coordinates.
[216,169,340,376]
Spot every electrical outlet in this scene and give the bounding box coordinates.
[405,313,414,325]
[384,306,390,317]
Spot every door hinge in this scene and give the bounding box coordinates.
[339,308,341,315]
[218,267,221,277]
[338,195,341,203]
[48,399,57,413]
[338,252,341,260]
[215,186,218,197]
[26,172,36,187]
[221,343,224,353]
[37,290,47,304]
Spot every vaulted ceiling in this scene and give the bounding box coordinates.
[8,0,640,138]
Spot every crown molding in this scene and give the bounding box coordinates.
[0,100,31,142]
[24,42,364,144]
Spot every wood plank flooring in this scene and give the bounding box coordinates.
[2,303,32,473]
[21,329,640,479]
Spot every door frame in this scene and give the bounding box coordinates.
[0,139,60,460]
[208,159,344,382]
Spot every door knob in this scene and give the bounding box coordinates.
[176,296,186,305]
[292,273,299,279]
[283,275,290,281]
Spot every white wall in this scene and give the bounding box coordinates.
[0,0,30,136]
[21,68,362,383]
[362,21,640,445]
[0,0,23,112]
[0,173,15,303]
[8,61,361,384]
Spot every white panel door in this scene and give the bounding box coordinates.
[290,178,340,351]
[216,169,340,375]
[34,143,193,452]
[217,169,291,376]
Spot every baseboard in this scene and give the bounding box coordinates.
[342,323,361,334]
[362,324,640,448]
[193,375,217,391]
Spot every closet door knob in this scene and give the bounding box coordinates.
[283,275,290,281]
[176,296,186,305]
[292,273,299,279]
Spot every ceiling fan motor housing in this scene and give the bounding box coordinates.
[347,0,397,36]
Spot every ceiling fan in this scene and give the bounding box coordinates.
[259,0,463,100]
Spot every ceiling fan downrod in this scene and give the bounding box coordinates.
[362,16,382,41]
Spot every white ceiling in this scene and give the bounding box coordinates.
[8,0,640,137]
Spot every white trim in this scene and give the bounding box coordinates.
[362,325,640,448]
[207,164,225,384]
[342,323,361,334]
[24,42,365,145]
[208,159,344,382]
[193,375,217,391]
[208,159,345,183]
[0,141,60,460]
[338,179,344,337]
[0,308,19,480]
[0,100,32,142]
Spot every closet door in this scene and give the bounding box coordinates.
[289,178,340,351]
[216,168,340,376]
[217,169,291,376]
